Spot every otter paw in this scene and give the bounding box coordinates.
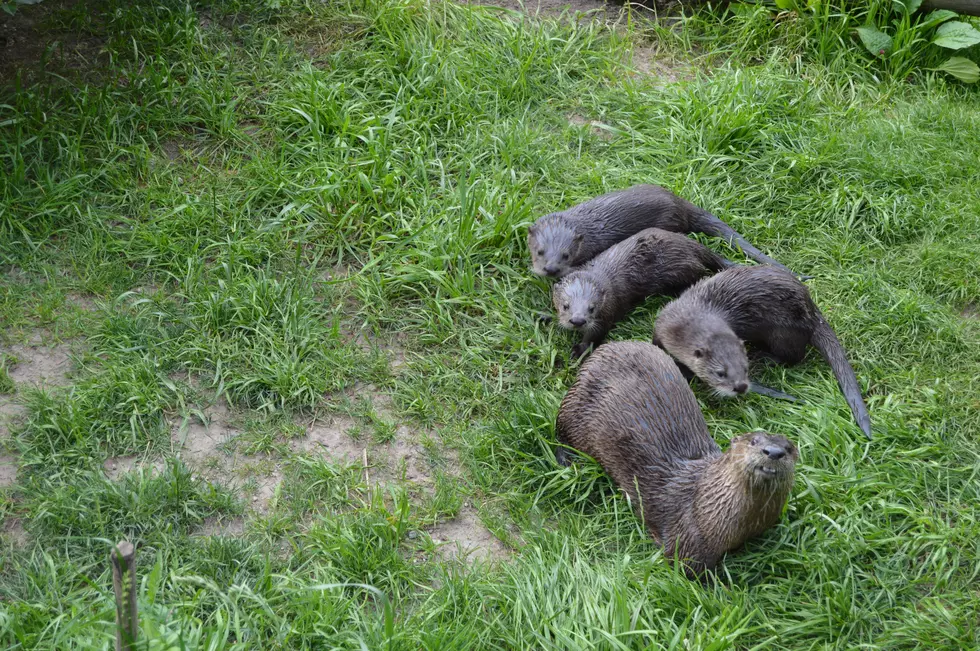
[570,342,593,360]
[555,446,576,467]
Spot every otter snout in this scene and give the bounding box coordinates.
[733,382,749,394]
[569,316,587,328]
[762,445,787,460]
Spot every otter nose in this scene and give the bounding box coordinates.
[762,446,786,460]
[733,382,748,394]
[569,317,587,327]
[543,265,559,276]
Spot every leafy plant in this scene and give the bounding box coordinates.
[935,55,980,82]
[852,1,980,82]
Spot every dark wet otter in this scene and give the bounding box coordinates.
[529,184,795,278]
[556,341,798,577]
[552,228,733,359]
[653,265,872,439]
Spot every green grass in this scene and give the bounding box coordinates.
[1,0,979,648]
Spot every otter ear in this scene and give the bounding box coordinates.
[693,348,704,359]
[528,224,538,237]
[573,233,584,243]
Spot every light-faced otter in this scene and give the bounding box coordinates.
[556,341,798,577]
[552,228,733,359]
[653,265,872,439]
[529,184,796,279]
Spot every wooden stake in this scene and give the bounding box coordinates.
[111,540,138,651]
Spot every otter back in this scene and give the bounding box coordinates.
[552,228,731,358]
[529,184,797,278]
[655,265,872,438]
[556,341,797,576]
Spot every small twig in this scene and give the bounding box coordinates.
[363,448,371,501]
[111,540,138,651]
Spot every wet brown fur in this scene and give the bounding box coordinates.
[552,228,733,358]
[654,265,872,438]
[528,184,794,279]
[556,342,798,577]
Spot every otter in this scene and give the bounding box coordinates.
[552,227,733,359]
[556,341,798,577]
[528,184,796,279]
[653,265,872,439]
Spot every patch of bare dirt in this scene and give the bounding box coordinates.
[357,333,409,371]
[288,18,367,68]
[293,391,434,490]
[0,399,26,441]
[567,113,618,141]
[1,517,28,549]
[172,400,238,462]
[102,456,166,481]
[0,454,17,488]
[1,337,72,388]
[65,292,98,311]
[629,43,698,83]
[157,382,446,522]
[0,335,71,467]
[353,390,439,488]
[0,0,108,86]
[428,506,509,563]
[193,516,245,537]
[291,413,362,461]
[383,429,433,486]
[171,401,285,514]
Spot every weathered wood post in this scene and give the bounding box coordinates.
[111,541,138,651]
[921,1,980,17]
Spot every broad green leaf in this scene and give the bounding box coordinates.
[856,27,893,57]
[933,21,980,50]
[892,0,923,15]
[775,0,796,9]
[731,3,762,17]
[920,9,957,31]
[936,56,980,83]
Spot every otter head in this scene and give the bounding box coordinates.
[657,313,750,397]
[728,432,798,488]
[528,217,584,278]
[553,273,604,332]
[689,330,751,397]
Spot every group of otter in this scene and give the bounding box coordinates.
[530,184,872,578]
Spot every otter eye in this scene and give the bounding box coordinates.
[717,370,727,379]
[561,253,569,260]
[563,303,569,310]
[588,305,595,313]
[537,249,544,256]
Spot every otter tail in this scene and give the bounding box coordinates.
[810,318,872,439]
[693,208,807,279]
[700,247,737,272]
